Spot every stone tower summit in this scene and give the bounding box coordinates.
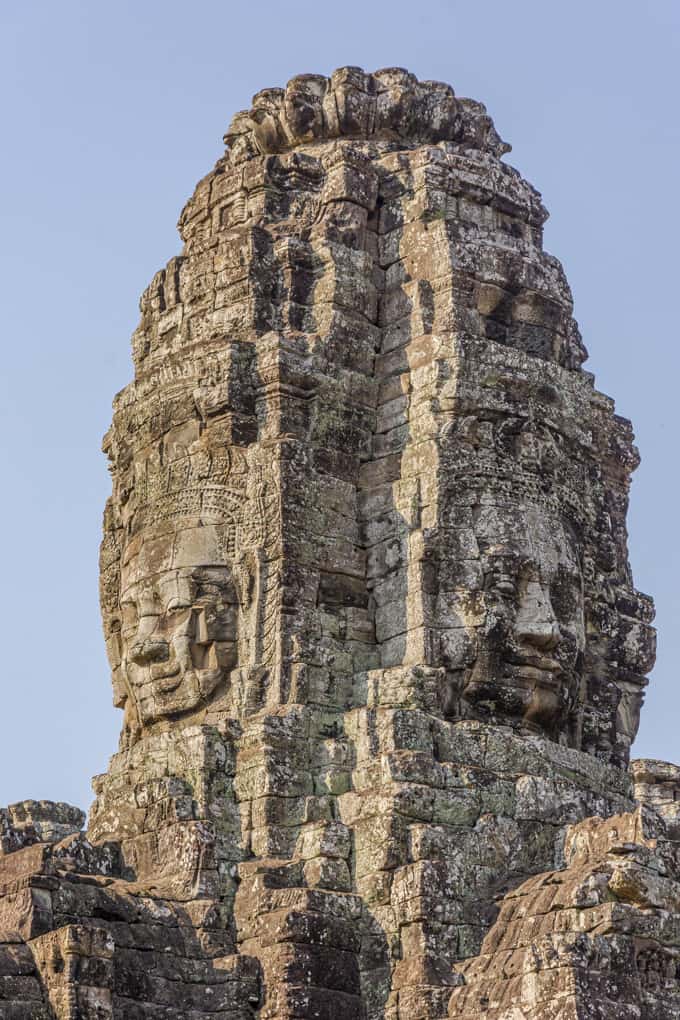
[0,68,677,1019]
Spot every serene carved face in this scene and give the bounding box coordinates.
[441,502,585,737]
[118,525,239,726]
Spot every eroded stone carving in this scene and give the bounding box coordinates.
[0,67,673,1020]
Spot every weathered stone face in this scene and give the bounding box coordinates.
[101,425,279,739]
[119,525,239,726]
[424,336,656,763]
[0,66,672,1020]
[441,500,585,738]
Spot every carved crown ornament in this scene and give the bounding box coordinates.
[222,67,512,162]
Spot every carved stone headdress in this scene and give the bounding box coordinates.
[99,432,269,622]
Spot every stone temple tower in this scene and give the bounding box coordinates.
[0,67,678,1020]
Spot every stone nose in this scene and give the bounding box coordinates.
[514,580,560,653]
[129,638,170,666]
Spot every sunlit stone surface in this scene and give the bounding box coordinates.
[0,68,674,1019]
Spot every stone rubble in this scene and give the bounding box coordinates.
[0,67,674,1018]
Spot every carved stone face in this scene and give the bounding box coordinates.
[118,525,239,726]
[441,501,585,738]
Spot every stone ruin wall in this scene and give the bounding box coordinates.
[0,67,676,1020]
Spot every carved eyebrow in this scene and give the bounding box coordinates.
[190,567,209,578]
[191,567,234,586]
[482,552,528,569]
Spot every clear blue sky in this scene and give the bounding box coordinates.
[1,1,678,813]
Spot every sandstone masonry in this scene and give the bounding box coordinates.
[0,67,673,1019]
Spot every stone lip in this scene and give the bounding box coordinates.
[223,65,511,160]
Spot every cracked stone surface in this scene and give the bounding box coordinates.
[0,66,674,1019]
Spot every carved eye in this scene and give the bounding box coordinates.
[166,599,191,615]
[483,563,518,600]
